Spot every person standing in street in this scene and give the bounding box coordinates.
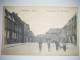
[55,41,59,50]
[39,41,42,51]
[63,43,66,51]
[47,40,50,52]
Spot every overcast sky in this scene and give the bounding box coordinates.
[5,6,77,36]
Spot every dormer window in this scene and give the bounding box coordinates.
[8,15,11,20]
[12,17,15,22]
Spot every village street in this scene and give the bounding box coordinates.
[2,42,79,56]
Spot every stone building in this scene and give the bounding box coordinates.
[4,8,34,44]
[62,14,77,45]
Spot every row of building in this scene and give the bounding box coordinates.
[4,8,34,44]
[4,8,77,45]
[61,14,77,45]
[37,14,77,45]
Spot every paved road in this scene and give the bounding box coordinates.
[2,43,79,56]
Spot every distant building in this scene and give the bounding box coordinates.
[28,31,35,42]
[45,28,61,42]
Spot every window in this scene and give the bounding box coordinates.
[12,32,15,39]
[7,31,9,39]
[12,17,15,22]
[8,15,11,20]
[19,27,21,33]
[14,33,17,39]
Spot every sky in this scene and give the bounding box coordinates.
[5,6,77,36]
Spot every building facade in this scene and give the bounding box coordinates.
[62,14,77,45]
[4,8,34,44]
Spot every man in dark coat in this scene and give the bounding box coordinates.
[47,40,50,52]
[63,43,66,51]
[39,41,42,51]
[55,41,59,50]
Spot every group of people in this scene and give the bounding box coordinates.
[55,41,66,51]
[38,41,66,52]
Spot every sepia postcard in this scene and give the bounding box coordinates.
[1,6,79,56]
